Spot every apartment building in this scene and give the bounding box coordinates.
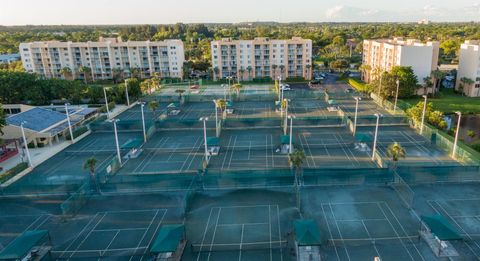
[211,37,312,81]
[362,38,439,85]
[19,37,185,80]
[456,40,480,97]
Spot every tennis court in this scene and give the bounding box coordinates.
[295,127,375,168]
[338,98,389,116]
[289,99,338,117]
[208,128,289,171]
[356,125,460,167]
[1,131,142,195]
[227,101,276,119]
[301,186,437,261]
[183,189,296,261]
[119,129,205,175]
[116,103,159,121]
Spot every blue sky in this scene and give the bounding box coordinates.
[1,0,480,25]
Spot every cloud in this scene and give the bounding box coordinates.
[325,5,381,21]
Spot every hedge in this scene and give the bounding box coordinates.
[348,78,371,93]
[66,126,89,140]
[0,162,29,184]
[99,101,116,113]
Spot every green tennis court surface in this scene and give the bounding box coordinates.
[2,85,479,260]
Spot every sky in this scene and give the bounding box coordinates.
[1,0,480,25]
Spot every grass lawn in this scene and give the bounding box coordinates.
[401,89,480,114]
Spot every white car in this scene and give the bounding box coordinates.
[280,84,291,91]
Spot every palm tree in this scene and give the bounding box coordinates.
[246,66,253,81]
[213,67,219,81]
[289,149,306,211]
[83,157,99,194]
[148,100,159,118]
[140,80,151,94]
[112,68,123,83]
[214,99,227,112]
[359,64,371,82]
[279,65,285,79]
[175,89,185,100]
[271,64,278,78]
[431,69,447,96]
[423,76,433,96]
[459,77,474,96]
[305,64,312,80]
[386,142,406,171]
[59,67,72,80]
[239,67,246,81]
[231,83,243,100]
[79,66,91,84]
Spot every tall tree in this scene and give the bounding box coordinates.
[83,157,99,194]
[79,66,91,84]
[387,142,406,171]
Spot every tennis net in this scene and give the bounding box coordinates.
[63,149,117,156]
[391,171,415,209]
[329,236,419,247]
[191,240,287,252]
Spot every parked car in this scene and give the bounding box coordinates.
[189,85,200,90]
[309,80,321,86]
[280,84,291,91]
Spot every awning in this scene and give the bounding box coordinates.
[281,135,293,145]
[294,220,322,246]
[167,103,179,108]
[327,99,338,105]
[0,230,49,260]
[206,137,219,146]
[150,224,185,253]
[421,215,462,241]
[121,138,143,149]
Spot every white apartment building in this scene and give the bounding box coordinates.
[211,37,312,81]
[456,40,480,97]
[19,37,185,80]
[362,38,439,85]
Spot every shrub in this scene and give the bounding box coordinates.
[66,126,89,140]
[0,162,29,184]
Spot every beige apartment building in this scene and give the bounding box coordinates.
[211,37,313,81]
[456,40,480,97]
[19,37,185,80]
[362,38,439,85]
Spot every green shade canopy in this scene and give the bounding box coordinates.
[327,99,338,105]
[0,230,49,260]
[281,135,293,145]
[421,215,462,241]
[150,224,185,253]
[294,220,322,246]
[355,133,372,143]
[206,137,220,146]
[121,138,143,149]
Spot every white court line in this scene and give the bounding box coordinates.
[103,230,120,256]
[207,208,222,261]
[94,228,147,232]
[328,203,351,261]
[180,136,202,172]
[68,212,107,259]
[101,209,159,214]
[197,208,214,261]
[376,202,416,261]
[429,200,480,258]
[139,209,167,261]
[269,205,272,261]
[216,222,269,227]
[220,135,234,170]
[321,204,340,261]
[361,220,382,259]
[59,213,99,258]
[239,224,244,261]
[276,205,283,261]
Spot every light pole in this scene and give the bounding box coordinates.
[371,113,382,161]
[65,103,74,143]
[124,79,130,107]
[420,95,428,135]
[140,102,147,143]
[394,79,400,114]
[20,122,33,168]
[278,76,282,101]
[452,111,462,159]
[288,115,296,154]
[110,119,122,165]
[213,100,219,137]
[353,97,361,135]
[103,87,110,119]
[200,117,209,162]
[284,99,290,135]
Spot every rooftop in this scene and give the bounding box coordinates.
[6,107,67,133]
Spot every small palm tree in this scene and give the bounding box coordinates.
[305,64,312,79]
[239,67,245,81]
[246,66,253,81]
[175,89,185,100]
[213,67,219,80]
[423,76,433,96]
[231,83,243,100]
[214,99,227,112]
[279,65,285,78]
[387,142,406,171]
[79,66,91,84]
[271,64,278,78]
[83,157,99,194]
[431,69,447,95]
[289,149,306,211]
[459,77,474,96]
[148,100,159,118]
[59,67,72,80]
